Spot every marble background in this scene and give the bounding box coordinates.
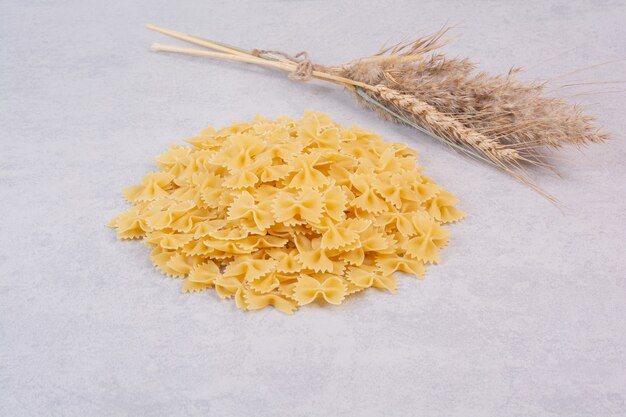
[1,0,624,416]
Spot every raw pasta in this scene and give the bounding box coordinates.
[108,111,464,314]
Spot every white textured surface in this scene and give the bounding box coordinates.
[1,1,625,416]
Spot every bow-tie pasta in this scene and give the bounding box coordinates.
[109,112,463,314]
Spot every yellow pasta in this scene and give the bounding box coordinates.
[109,111,463,314]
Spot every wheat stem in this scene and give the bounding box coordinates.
[150,43,373,90]
[151,44,292,71]
[147,24,253,58]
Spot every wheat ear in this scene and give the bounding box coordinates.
[369,85,523,165]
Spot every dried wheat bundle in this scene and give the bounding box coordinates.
[146,24,608,201]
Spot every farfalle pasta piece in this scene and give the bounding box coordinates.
[145,231,194,250]
[292,274,347,305]
[376,254,425,279]
[322,185,348,221]
[249,271,281,294]
[165,252,201,277]
[403,213,450,264]
[170,210,212,233]
[346,265,397,293]
[155,144,192,169]
[214,133,266,171]
[149,249,201,278]
[359,227,394,252]
[109,206,150,239]
[237,235,288,251]
[267,249,303,273]
[227,191,275,233]
[259,163,294,182]
[214,276,247,309]
[183,238,217,256]
[144,200,196,231]
[182,261,221,292]
[168,186,200,205]
[208,225,249,241]
[319,222,359,250]
[207,239,251,255]
[328,162,353,186]
[288,153,330,189]
[123,172,174,203]
[191,219,227,239]
[371,147,402,174]
[423,190,465,223]
[181,279,211,293]
[375,171,421,209]
[223,257,277,282]
[376,212,415,236]
[273,189,323,225]
[349,173,389,213]
[264,136,303,161]
[338,246,365,266]
[297,111,341,150]
[109,112,462,313]
[188,260,220,282]
[414,176,441,203]
[244,289,297,314]
[254,184,281,201]
[184,126,217,149]
[197,173,223,208]
[315,217,368,250]
[294,234,335,273]
[223,168,260,189]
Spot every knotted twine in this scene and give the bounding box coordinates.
[251,49,319,81]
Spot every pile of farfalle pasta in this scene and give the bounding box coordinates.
[109,112,464,314]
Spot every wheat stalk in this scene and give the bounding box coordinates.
[145,24,608,202]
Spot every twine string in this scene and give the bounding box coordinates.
[251,49,316,80]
